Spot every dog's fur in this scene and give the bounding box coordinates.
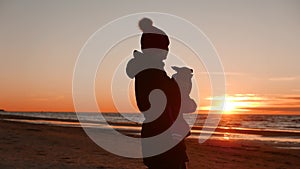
[172,66,197,113]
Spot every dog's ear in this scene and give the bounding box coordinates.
[171,66,180,72]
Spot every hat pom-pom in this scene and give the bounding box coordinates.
[139,18,153,32]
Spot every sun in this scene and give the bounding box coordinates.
[223,99,237,113]
[222,95,262,114]
[223,99,247,114]
[203,94,263,114]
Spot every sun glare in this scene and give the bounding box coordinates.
[223,95,262,114]
[204,94,263,114]
[223,99,247,114]
[223,99,237,113]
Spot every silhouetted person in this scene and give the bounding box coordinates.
[126,18,189,169]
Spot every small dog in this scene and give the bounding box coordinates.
[171,66,197,138]
[172,66,197,113]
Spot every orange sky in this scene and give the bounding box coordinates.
[0,1,299,114]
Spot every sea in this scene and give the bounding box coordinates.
[1,111,300,148]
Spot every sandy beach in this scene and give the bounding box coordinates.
[1,116,300,169]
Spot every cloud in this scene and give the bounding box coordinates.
[237,94,300,113]
[268,77,297,81]
[292,89,300,92]
[244,107,300,112]
[204,94,300,114]
[198,72,245,76]
[278,96,300,100]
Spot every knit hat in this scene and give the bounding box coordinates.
[139,18,170,50]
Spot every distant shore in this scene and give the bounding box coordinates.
[1,114,300,169]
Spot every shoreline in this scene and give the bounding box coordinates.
[1,113,300,146]
[1,116,300,168]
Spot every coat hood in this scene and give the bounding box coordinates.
[126,50,165,79]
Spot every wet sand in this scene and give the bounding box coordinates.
[0,118,300,169]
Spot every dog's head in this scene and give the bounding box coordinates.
[172,66,193,78]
